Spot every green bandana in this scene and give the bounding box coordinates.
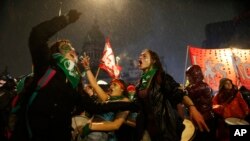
[52,53,80,88]
[139,68,157,90]
[128,94,135,101]
[109,95,125,101]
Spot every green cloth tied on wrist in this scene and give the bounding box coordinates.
[81,123,91,138]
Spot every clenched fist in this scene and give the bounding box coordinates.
[67,9,81,23]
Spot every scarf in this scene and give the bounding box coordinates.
[52,53,80,88]
[109,95,125,101]
[139,68,157,90]
[128,94,135,101]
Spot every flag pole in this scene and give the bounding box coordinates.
[56,1,62,41]
[95,67,100,80]
[230,48,241,87]
[59,1,62,16]
[183,45,190,88]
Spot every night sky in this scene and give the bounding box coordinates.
[0,0,248,83]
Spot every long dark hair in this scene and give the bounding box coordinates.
[144,49,165,85]
[218,82,238,104]
[144,49,164,72]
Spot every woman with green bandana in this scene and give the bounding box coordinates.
[79,55,130,141]
[135,49,209,141]
[10,9,135,141]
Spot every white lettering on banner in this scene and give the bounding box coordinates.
[233,56,250,80]
[234,129,247,136]
[64,60,77,77]
[232,55,240,78]
[214,63,227,78]
[203,60,227,88]
[102,46,113,69]
[242,63,250,79]
[204,60,216,85]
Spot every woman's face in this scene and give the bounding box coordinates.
[109,81,124,96]
[59,43,78,63]
[65,50,78,63]
[138,50,154,72]
[223,80,233,90]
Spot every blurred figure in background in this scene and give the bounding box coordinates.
[0,73,17,141]
[185,65,217,141]
[239,85,250,123]
[212,78,249,141]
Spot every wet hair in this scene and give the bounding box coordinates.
[143,49,164,72]
[0,74,16,91]
[142,49,167,86]
[185,65,204,83]
[50,39,73,55]
[110,79,127,90]
[219,78,233,92]
[110,79,128,95]
[217,78,238,103]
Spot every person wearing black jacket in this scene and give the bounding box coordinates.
[185,65,216,141]
[11,9,134,141]
[135,49,209,141]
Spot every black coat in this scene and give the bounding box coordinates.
[11,14,134,141]
[135,71,185,141]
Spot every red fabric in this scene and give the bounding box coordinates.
[127,84,136,92]
[110,79,125,90]
[212,92,249,119]
[99,37,121,79]
[11,95,19,107]
[188,46,250,91]
[231,48,250,90]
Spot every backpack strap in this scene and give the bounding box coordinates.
[27,68,56,106]
[26,67,56,138]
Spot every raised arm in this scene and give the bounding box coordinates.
[79,108,129,138]
[91,110,129,131]
[29,10,81,74]
[81,53,109,101]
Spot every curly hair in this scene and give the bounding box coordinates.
[50,40,73,55]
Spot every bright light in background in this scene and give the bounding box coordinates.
[116,56,120,65]
[97,80,108,85]
[80,0,128,12]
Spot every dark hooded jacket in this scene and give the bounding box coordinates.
[135,70,185,141]
[11,12,134,141]
[185,65,214,120]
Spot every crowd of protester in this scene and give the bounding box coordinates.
[0,9,249,141]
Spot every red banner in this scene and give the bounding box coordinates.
[188,46,250,92]
[99,37,121,79]
[231,48,250,90]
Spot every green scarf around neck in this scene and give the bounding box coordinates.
[109,95,125,101]
[128,94,135,101]
[139,68,157,90]
[52,53,80,88]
